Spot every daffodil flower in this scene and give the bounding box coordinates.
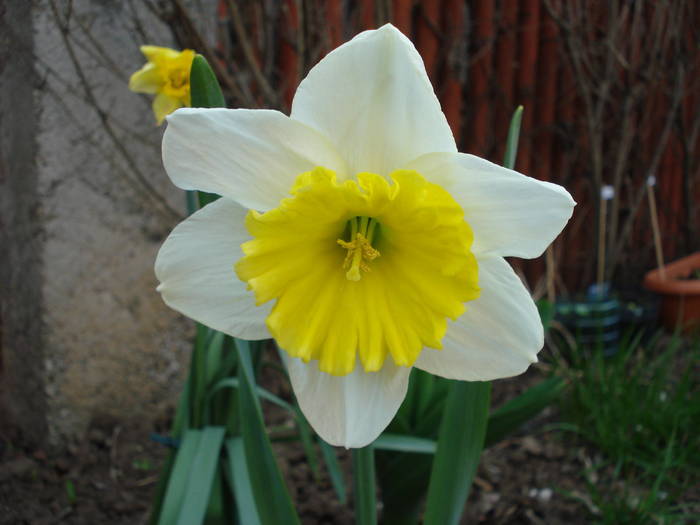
[155,25,575,448]
[129,46,195,125]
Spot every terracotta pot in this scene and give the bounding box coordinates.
[643,252,700,333]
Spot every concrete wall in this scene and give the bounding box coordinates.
[1,0,214,446]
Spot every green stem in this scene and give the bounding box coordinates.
[185,190,198,216]
[353,445,377,525]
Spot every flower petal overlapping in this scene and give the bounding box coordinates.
[155,24,575,448]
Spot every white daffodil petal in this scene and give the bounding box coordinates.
[162,108,347,211]
[285,356,411,448]
[155,198,271,340]
[291,24,456,176]
[404,152,575,259]
[415,256,542,381]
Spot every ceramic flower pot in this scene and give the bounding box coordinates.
[643,252,700,333]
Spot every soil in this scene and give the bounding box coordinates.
[0,366,627,525]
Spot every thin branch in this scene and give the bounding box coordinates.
[48,0,182,221]
[226,0,279,106]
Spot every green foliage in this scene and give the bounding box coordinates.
[234,341,300,525]
[133,458,154,470]
[188,54,223,210]
[484,376,564,447]
[189,55,225,109]
[225,438,261,525]
[503,105,523,170]
[555,331,700,522]
[65,480,77,505]
[423,381,491,525]
[318,439,347,504]
[353,446,378,525]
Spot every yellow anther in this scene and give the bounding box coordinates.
[337,233,380,281]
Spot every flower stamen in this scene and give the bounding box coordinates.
[337,217,381,281]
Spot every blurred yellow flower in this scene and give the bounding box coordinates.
[129,46,195,125]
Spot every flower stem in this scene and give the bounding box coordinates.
[352,445,377,525]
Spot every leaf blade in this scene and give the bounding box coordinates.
[484,377,565,447]
[235,340,300,525]
[423,381,491,525]
[503,105,524,170]
[157,429,202,525]
[175,426,226,525]
[190,54,225,109]
[225,437,262,525]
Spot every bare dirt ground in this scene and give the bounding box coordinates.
[0,368,608,525]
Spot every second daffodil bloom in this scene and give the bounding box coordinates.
[155,25,575,448]
[129,46,195,125]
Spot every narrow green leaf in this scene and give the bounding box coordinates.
[352,445,377,525]
[295,410,321,480]
[502,105,524,170]
[190,54,225,108]
[319,439,347,504]
[423,381,491,525]
[148,451,176,525]
[205,330,226,385]
[374,434,436,454]
[65,480,77,504]
[204,465,229,525]
[190,324,210,428]
[207,377,294,412]
[226,437,262,525]
[158,429,203,525]
[206,375,319,477]
[188,54,223,208]
[235,339,300,525]
[175,426,226,525]
[484,377,565,447]
[537,299,556,333]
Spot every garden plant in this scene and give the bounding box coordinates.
[137,25,576,524]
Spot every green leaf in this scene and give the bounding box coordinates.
[295,410,321,480]
[537,299,556,333]
[318,439,347,504]
[235,339,300,525]
[188,54,224,208]
[502,105,524,170]
[484,377,565,447]
[206,375,319,478]
[65,480,77,504]
[225,437,262,525]
[374,434,436,454]
[158,429,202,525]
[352,445,377,525]
[149,452,176,525]
[423,381,491,525]
[175,426,226,525]
[204,330,226,385]
[190,54,225,109]
[204,465,230,525]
